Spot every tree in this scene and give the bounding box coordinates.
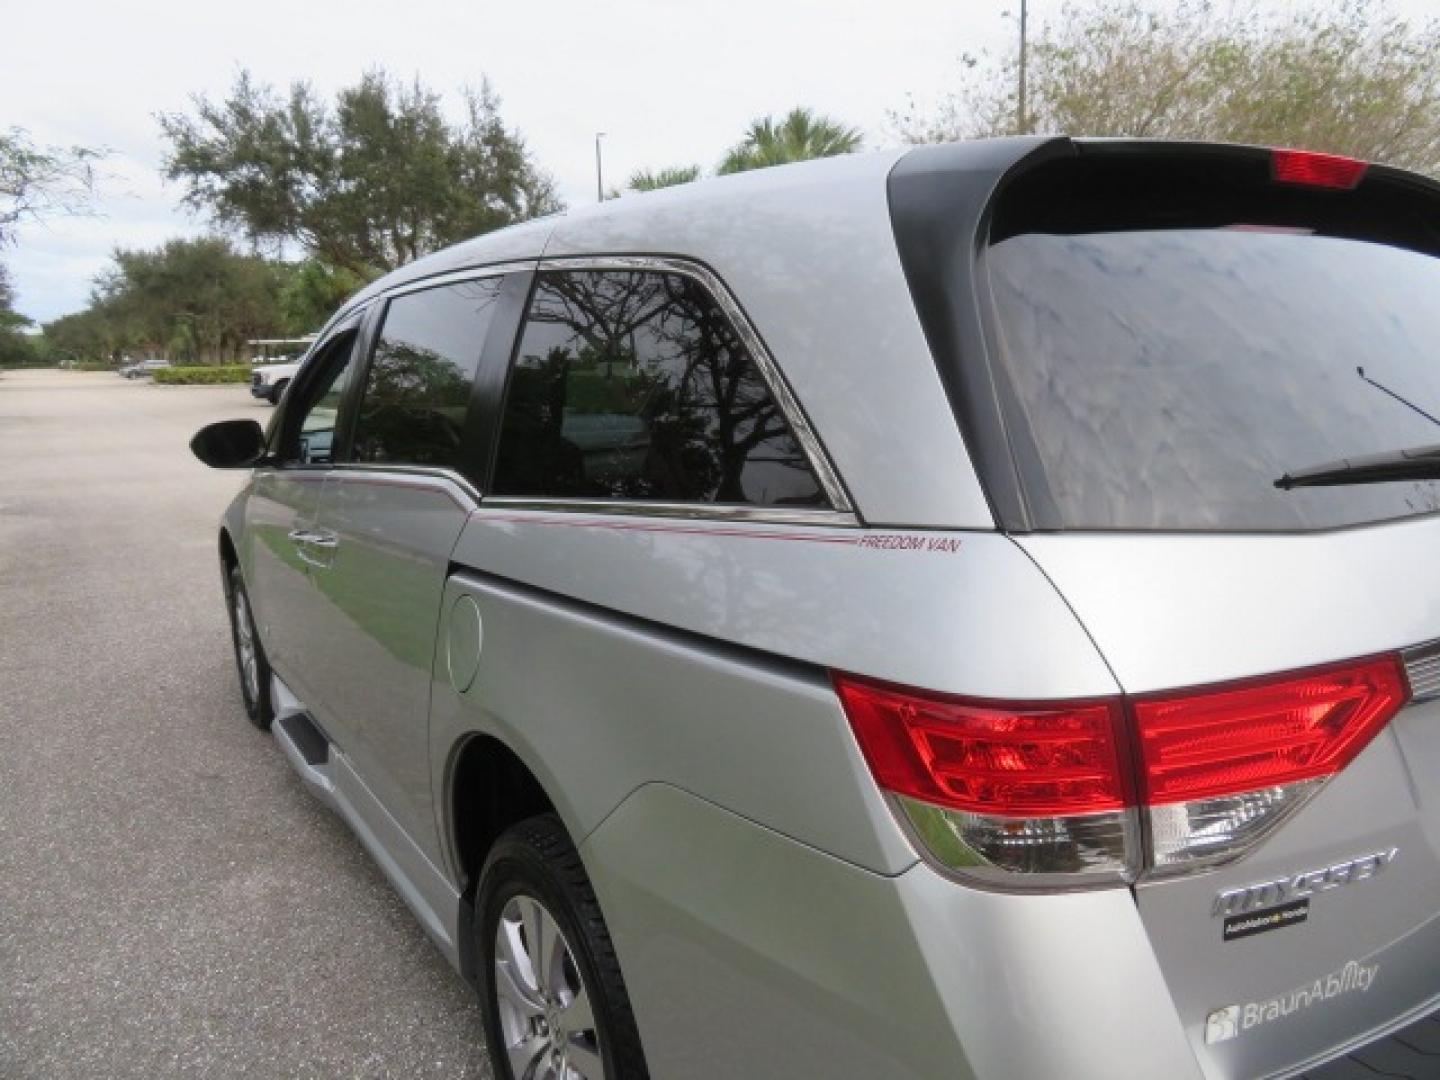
[278,259,367,334]
[1,128,103,362]
[892,0,1440,178]
[42,305,119,365]
[106,238,285,362]
[717,108,862,174]
[159,70,562,278]
[45,238,289,364]
[0,265,26,332]
[621,110,862,195]
[0,127,103,248]
[0,264,36,365]
[627,165,702,192]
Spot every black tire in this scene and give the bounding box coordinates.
[225,564,274,730]
[267,378,289,405]
[477,814,649,1080]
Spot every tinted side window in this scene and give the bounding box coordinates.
[352,277,504,470]
[492,270,826,507]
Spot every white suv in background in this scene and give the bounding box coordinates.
[250,359,302,404]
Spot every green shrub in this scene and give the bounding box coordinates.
[153,365,253,384]
[73,362,116,371]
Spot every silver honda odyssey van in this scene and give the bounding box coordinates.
[191,137,1440,1079]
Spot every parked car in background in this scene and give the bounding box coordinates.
[250,360,302,404]
[190,138,1440,1080]
[246,337,317,404]
[122,358,170,379]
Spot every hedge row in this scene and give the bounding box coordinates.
[153,365,253,385]
[72,362,115,371]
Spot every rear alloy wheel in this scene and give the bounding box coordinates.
[478,815,648,1080]
[226,565,274,729]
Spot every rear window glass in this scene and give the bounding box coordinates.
[987,160,1440,531]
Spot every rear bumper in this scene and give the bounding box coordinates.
[1301,1004,1440,1078]
[249,384,271,399]
[580,783,1201,1080]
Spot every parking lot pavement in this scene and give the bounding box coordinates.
[0,370,491,1078]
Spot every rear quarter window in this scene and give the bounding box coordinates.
[492,268,828,508]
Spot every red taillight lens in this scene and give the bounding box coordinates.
[833,675,1130,817]
[1272,148,1368,190]
[835,654,1409,883]
[1132,655,1408,805]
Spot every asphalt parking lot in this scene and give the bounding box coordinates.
[0,369,490,1078]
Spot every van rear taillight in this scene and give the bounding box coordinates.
[834,676,1138,884]
[1135,656,1407,869]
[834,678,1130,816]
[834,655,1409,886]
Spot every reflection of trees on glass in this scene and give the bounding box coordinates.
[354,340,472,464]
[353,278,501,469]
[495,270,825,506]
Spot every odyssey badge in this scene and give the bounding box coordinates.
[1212,847,1397,919]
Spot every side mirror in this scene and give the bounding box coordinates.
[190,419,267,469]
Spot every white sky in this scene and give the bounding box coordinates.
[5,0,1438,323]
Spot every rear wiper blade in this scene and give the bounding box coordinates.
[1275,443,1440,490]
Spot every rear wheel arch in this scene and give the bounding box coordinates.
[448,733,560,985]
[449,733,559,893]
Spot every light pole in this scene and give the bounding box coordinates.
[1017,0,1029,134]
[595,132,607,202]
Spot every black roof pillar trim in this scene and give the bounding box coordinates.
[886,137,1072,534]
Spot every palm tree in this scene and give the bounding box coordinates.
[627,164,703,192]
[717,108,863,174]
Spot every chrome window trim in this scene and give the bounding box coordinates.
[330,463,482,506]
[534,254,855,516]
[325,471,862,528]
[481,496,859,527]
[380,260,538,301]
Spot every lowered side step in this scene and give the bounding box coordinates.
[272,697,335,798]
[262,671,462,965]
